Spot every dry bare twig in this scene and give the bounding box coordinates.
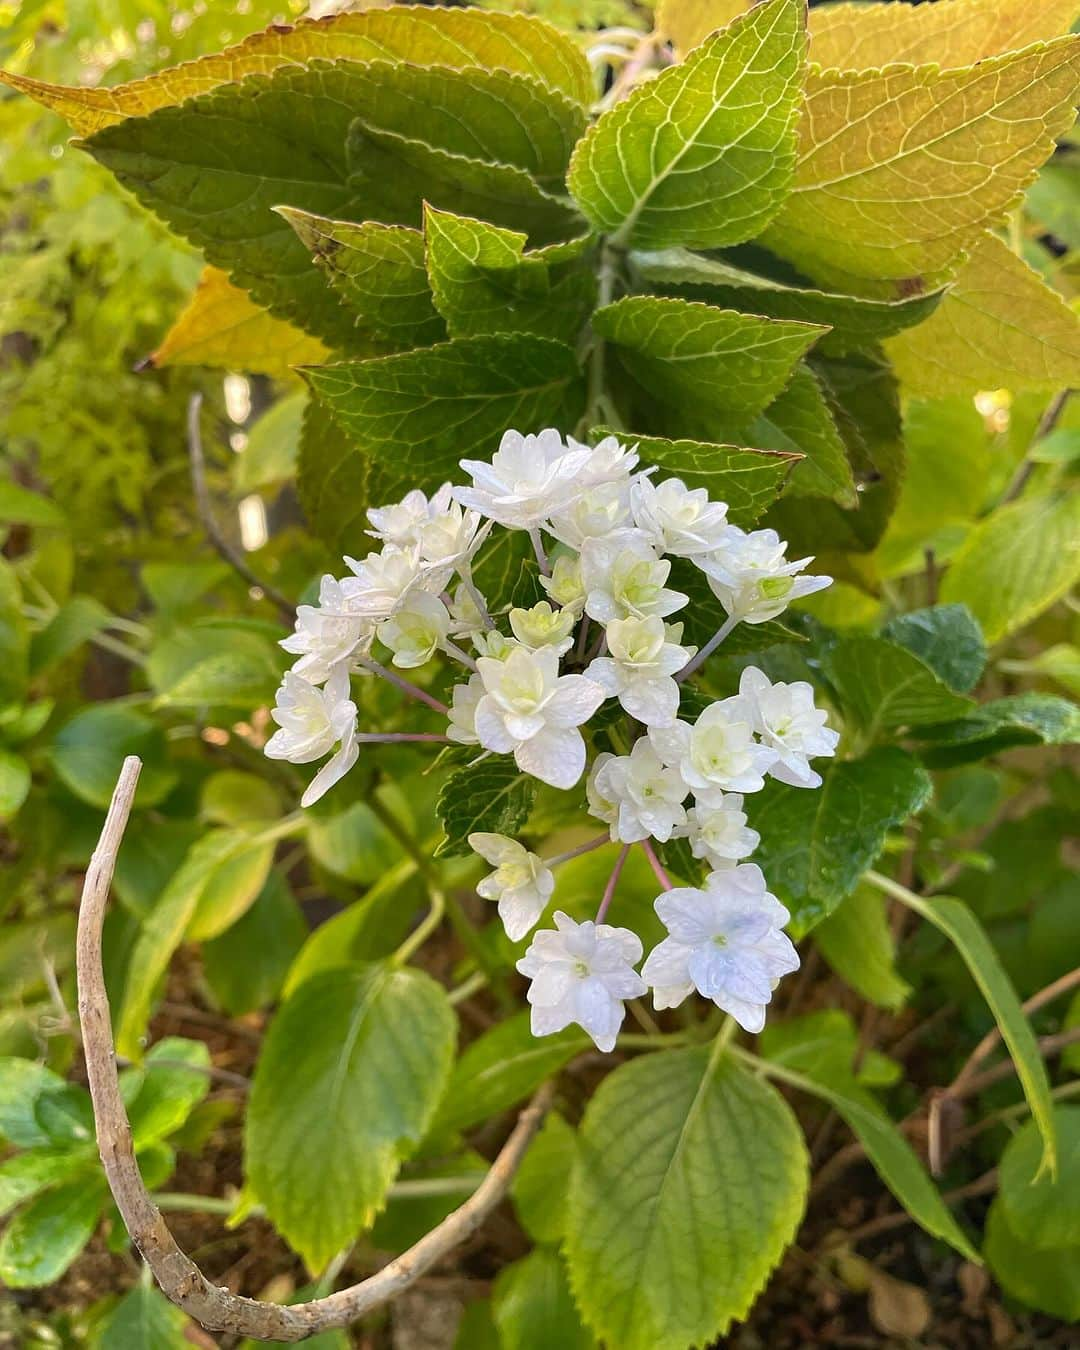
[77,756,553,1342]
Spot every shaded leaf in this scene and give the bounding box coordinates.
[883,604,987,694]
[436,757,538,859]
[984,1198,1080,1321]
[203,872,308,1016]
[50,704,174,809]
[913,693,1080,767]
[511,1111,577,1244]
[0,1174,107,1288]
[98,1280,193,1350]
[494,1249,595,1350]
[749,365,856,505]
[999,1107,1080,1250]
[822,636,975,732]
[815,885,911,1011]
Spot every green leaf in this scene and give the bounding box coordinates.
[186,835,275,942]
[884,233,1080,396]
[822,636,975,732]
[85,64,582,346]
[0,750,30,819]
[305,334,583,496]
[751,1052,978,1261]
[307,801,403,883]
[593,426,796,527]
[279,210,445,353]
[141,562,229,616]
[33,1084,94,1148]
[511,1111,577,1245]
[882,604,986,694]
[125,1038,211,1148]
[494,1249,595,1350]
[939,491,1080,643]
[424,205,595,344]
[630,246,945,356]
[246,962,456,1271]
[201,771,280,828]
[153,646,283,711]
[49,703,174,809]
[0,1173,108,1288]
[0,1058,68,1148]
[914,693,1080,767]
[0,480,65,529]
[893,890,1057,1178]
[0,1149,96,1220]
[814,885,911,1011]
[431,1011,586,1138]
[435,756,538,859]
[762,40,1080,291]
[1000,1107,1080,1250]
[28,595,111,675]
[2,5,595,133]
[203,872,308,1016]
[296,394,367,555]
[565,1045,807,1350]
[748,748,933,935]
[984,1197,1080,1321]
[749,365,857,506]
[0,561,30,707]
[568,0,806,249]
[235,391,307,493]
[594,295,824,428]
[759,1010,899,1090]
[98,1280,193,1350]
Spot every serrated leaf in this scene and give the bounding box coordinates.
[424,206,595,344]
[882,604,986,694]
[494,1249,595,1350]
[435,756,537,859]
[431,1012,586,1137]
[296,395,367,555]
[755,1053,977,1260]
[595,426,796,526]
[810,0,1080,72]
[656,0,753,58]
[750,365,857,505]
[747,748,932,935]
[279,210,444,352]
[939,490,1080,643]
[1000,1107,1080,1250]
[630,246,945,357]
[1,5,593,133]
[85,64,581,347]
[912,692,1080,767]
[895,891,1057,1177]
[762,40,1080,292]
[0,1174,108,1288]
[98,1280,193,1350]
[822,636,975,732]
[984,1198,1080,1322]
[815,886,911,1010]
[152,266,328,377]
[594,295,824,427]
[885,233,1080,397]
[565,1045,807,1350]
[305,334,583,495]
[246,962,456,1271]
[569,0,805,250]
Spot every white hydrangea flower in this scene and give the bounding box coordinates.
[279,575,372,684]
[469,832,554,941]
[472,629,521,660]
[630,476,731,558]
[698,527,831,624]
[339,545,428,622]
[575,433,641,489]
[474,647,605,789]
[366,488,436,548]
[585,616,692,728]
[738,666,840,788]
[649,698,776,798]
[265,666,358,808]
[589,739,688,843]
[447,674,484,744]
[376,591,451,669]
[547,481,632,549]
[509,601,576,657]
[418,498,490,577]
[448,581,485,635]
[455,429,590,529]
[539,554,586,617]
[684,795,760,869]
[585,752,619,833]
[516,910,647,1052]
[580,529,688,624]
[642,865,799,1032]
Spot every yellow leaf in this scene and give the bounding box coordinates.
[152,267,327,378]
[884,233,1080,397]
[810,0,1080,72]
[0,6,592,136]
[656,0,751,57]
[762,38,1080,293]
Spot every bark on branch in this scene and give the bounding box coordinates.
[77,756,553,1342]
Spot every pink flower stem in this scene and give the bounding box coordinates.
[441,638,479,673]
[676,612,739,682]
[640,839,674,891]
[357,655,448,714]
[356,732,453,744]
[458,564,495,630]
[545,833,610,868]
[595,844,631,923]
[528,528,551,576]
[574,615,592,664]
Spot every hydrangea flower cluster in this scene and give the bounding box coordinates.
[267,429,838,1049]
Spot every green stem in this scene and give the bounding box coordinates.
[155,1192,238,1217]
[584,241,619,431]
[394,885,446,965]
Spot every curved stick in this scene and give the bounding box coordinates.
[77,756,552,1342]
